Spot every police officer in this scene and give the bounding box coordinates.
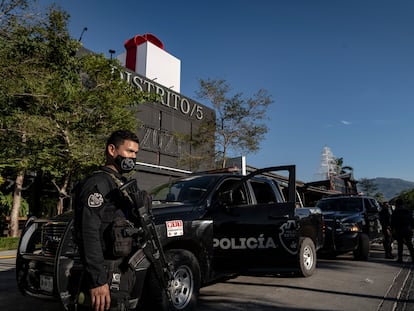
[391,198,414,263]
[74,130,139,311]
[379,202,394,259]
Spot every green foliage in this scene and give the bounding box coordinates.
[374,192,385,203]
[0,5,151,217]
[38,195,60,217]
[0,237,19,250]
[1,166,29,221]
[195,78,273,168]
[334,157,353,175]
[396,189,414,210]
[0,192,29,217]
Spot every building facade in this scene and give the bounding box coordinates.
[114,33,216,190]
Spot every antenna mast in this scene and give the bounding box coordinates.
[317,146,337,180]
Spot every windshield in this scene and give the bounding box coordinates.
[316,197,363,212]
[151,175,219,204]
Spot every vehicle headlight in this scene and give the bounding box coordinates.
[340,223,359,232]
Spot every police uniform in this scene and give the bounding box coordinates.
[379,204,393,258]
[391,203,414,263]
[74,166,128,290]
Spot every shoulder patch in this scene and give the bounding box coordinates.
[88,193,104,208]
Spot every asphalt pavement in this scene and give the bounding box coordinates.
[2,246,414,311]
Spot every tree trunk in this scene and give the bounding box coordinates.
[10,171,24,237]
[221,145,227,168]
[56,175,69,215]
[57,197,64,215]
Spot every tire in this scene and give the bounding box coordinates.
[298,237,316,277]
[166,249,201,311]
[138,249,200,311]
[353,233,369,261]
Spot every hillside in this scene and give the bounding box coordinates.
[358,178,414,200]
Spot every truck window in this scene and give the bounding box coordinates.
[250,180,277,204]
[365,198,379,213]
[151,175,217,204]
[214,179,248,206]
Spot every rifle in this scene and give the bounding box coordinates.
[118,179,173,303]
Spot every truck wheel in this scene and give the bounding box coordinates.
[298,237,316,277]
[139,249,200,311]
[166,249,201,311]
[353,233,369,261]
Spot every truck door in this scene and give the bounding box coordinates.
[249,179,298,265]
[211,177,270,271]
[211,178,296,271]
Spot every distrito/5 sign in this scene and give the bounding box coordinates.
[116,67,206,121]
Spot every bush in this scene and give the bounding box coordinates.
[0,237,19,250]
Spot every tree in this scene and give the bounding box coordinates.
[194,78,272,168]
[395,189,414,211]
[358,178,378,197]
[0,6,153,236]
[374,192,385,203]
[0,0,30,28]
[334,157,353,175]
[0,0,41,236]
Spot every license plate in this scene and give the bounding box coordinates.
[40,275,53,293]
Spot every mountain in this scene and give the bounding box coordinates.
[358,178,414,201]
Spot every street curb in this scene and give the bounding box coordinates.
[0,249,17,259]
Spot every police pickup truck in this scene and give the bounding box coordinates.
[315,194,381,260]
[16,165,324,311]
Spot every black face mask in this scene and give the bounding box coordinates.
[114,155,136,173]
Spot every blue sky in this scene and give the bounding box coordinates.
[38,0,414,182]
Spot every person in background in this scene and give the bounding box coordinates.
[379,201,394,259]
[391,198,414,263]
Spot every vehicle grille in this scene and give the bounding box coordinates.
[41,222,67,256]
